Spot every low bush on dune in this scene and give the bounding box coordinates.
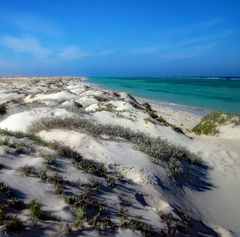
[18,165,33,176]
[165,158,184,180]
[0,129,46,146]
[30,200,57,221]
[192,111,240,135]
[121,219,150,234]
[30,200,43,220]
[29,117,200,168]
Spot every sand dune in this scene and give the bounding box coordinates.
[0,77,239,237]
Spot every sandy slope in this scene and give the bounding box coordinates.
[0,77,239,237]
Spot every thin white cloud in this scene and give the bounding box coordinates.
[0,35,51,59]
[131,45,162,54]
[58,46,90,61]
[158,19,224,39]
[0,10,61,37]
[99,47,122,56]
[131,29,238,55]
[161,43,216,59]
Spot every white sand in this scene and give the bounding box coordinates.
[0,107,76,132]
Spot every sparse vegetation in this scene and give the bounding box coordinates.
[0,77,218,236]
[121,219,151,234]
[193,111,240,135]
[0,128,107,177]
[159,211,184,236]
[142,102,159,119]
[106,176,116,188]
[37,169,49,182]
[30,200,56,220]
[142,102,185,134]
[63,194,79,205]
[0,137,35,154]
[75,207,86,220]
[30,117,199,166]
[41,153,57,166]
[74,207,87,229]
[49,141,107,177]
[165,158,184,180]
[30,200,43,219]
[18,165,33,176]
[0,129,48,147]
[95,103,117,112]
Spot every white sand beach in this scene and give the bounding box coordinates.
[0,77,239,237]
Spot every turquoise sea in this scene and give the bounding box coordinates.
[88,77,240,113]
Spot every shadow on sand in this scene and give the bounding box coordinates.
[175,161,215,192]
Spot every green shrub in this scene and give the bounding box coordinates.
[37,169,49,182]
[73,207,86,229]
[30,200,57,221]
[18,165,33,176]
[121,219,150,234]
[73,219,84,229]
[63,194,79,205]
[95,103,116,112]
[75,207,86,220]
[193,111,240,135]
[30,200,42,219]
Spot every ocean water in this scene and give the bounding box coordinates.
[88,77,240,113]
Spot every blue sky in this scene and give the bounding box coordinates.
[0,0,240,76]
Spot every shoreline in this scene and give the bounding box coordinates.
[85,78,208,117]
[87,76,240,114]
